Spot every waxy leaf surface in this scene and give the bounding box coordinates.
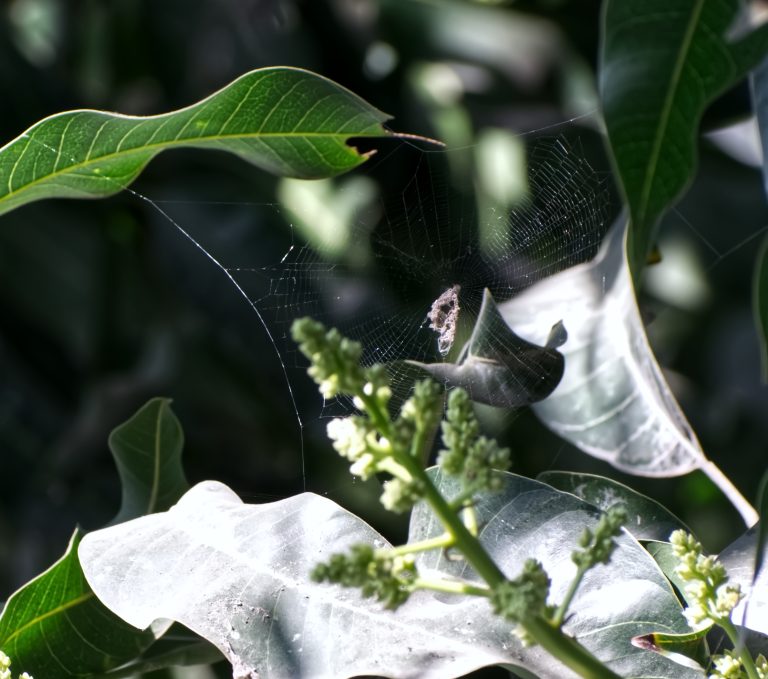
[500,221,704,476]
[80,477,702,678]
[402,288,565,408]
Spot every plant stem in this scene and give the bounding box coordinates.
[386,533,454,556]
[412,577,490,597]
[524,618,623,679]
[701,459,758,527]
[361,390,622,679]
[398,457,623,679]
[551,564,588,628]
[719,617,760,679]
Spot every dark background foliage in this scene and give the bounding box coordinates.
[0,1,766,675]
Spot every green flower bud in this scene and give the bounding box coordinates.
[571,505,626,570]
[312,544,417,610]
[490,559,551,624]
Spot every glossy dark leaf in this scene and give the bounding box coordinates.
[0,399,192,675]
[110,397,189,525]
[0,67,392,217]
[600,0,768,275]
[0,530,157,677]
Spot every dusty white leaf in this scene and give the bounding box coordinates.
[499,221,703,476]
[79,478,701,679]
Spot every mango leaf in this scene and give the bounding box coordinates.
[538,471,689,541]
[754,470,768,587]
[751,58,768,381]
[0,399,191,676]
[110,397,189,525]
[630,628,709,672]
[600,0,768,275]
[753,235,768,381]
[0,67,392,218]
[499,221,701,474]
[401,288,565,408]
[94,630,223,678]
[645,540,694,606]
[79,477,703,679]
[499,221,758,526]
[0,530,158,676]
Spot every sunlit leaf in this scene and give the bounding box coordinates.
[499,221,704,475]
[645,540,695,607]
[600,0,768,275]
[79,477,701,679]
[0,67,392,217]
[719,525,768,636]
[0,530,157,677]
[538,471,689,541]
[630,628,708,672]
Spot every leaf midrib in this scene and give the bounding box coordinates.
[4,591,94,647]
[0,129,379,205]
[635,0,704,229]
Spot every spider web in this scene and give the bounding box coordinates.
[16,125,612,496]
[232,136,610,412]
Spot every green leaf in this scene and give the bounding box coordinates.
[94,629,223,678]
[0,530,157,677]
[109,397,189,525]
[0,67,392,218]
[600,0,768,275]
[645,540,696,607]
[538,471,690,542]
[754,235,768,381]
[752,57,768,382]
[754,470,768,586]
[0,399,191,675]
[79,478,701,679]
[630,628,709,672]
[401,288,565,408]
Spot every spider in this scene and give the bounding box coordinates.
[427,284,461,356]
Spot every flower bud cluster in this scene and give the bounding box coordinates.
[311,544,417,609]
[0,651,32,679]
[709,650,768,679]
[438,388,511,494]
[669,530,743,629]
[292,317,380,399]
[490,559,552,644]
[294,317,447,514]
[571,505,627,570]
[395,379,443,450]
